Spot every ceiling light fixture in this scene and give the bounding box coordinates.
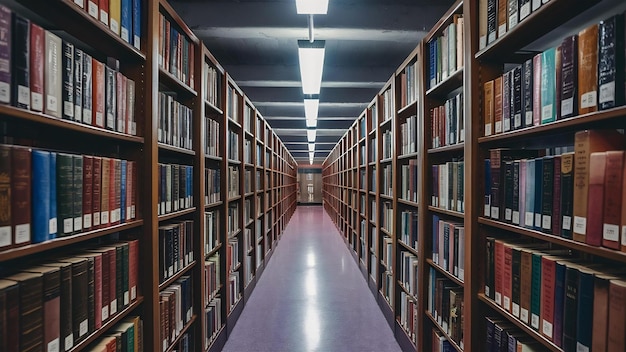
[308,143,315,152]
[309,151,315,159]
[307,129,316,142]
[296,0,329,14]
[309,157,314,165]
[298,40,325,95]
[304,98,319,127]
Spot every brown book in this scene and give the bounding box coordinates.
[592,273,618,351]
[578,24,599,115]
[587,152,607,247]
[497,0,507,38]
[24,266,61,352]
[5,271,44,352]
[92,58,105,128]
[29,23,45,112]
[83,155,93,231]
[11,146,31,247]
[622,154,626,252]
[78,252,102,329]
[573,130,625,243]
[88,247,111,323]
[42,261,73,351]
[603,151,624,249]
[111,158,121,226]
[126,239,138,302]
[0,145,11,250]
[608,279,626,350]
[484,80,495,137]
[92,156,102,228]
[101,157,110,227]
[519,247,533,325]
[0,279,19,351]
[479,0,488,49]
[59,256,89,343]
[494,76,503,134]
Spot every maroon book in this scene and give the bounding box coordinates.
[0,279,19,351]
[586,152,607,246]
[0,6,11,105]
[602,151,624,249]
[29,23,44,112]
[0,145,11,250]
[92,156,102,229]
[11,146,31,247]
[83,156,93,231]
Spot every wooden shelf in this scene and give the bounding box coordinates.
[205,155,223,162]
[205,243,222,258]
[428,206,465,219]
[425,311,464,352]
[398,241,419,257]
[158,207,197,222]
[397,151,419,160]
[158,143,196,156]
[205,200,223,209]
[427,143,465,154]
[205,100,223,115]
[426,258,464,287]
[426,68,464,98]
[398,100,418,116]
[0,220,143,262]
[159,67,197,97]
[397,198,419,208]
[164,315,198,352]
[159,260,196,290]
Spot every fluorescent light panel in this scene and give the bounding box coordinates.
[304,98,319,127]
[307,129,316,142]
[296,0,329,14]
[309,151,315,159]
[308,143,315,152]
[298,40,325,95]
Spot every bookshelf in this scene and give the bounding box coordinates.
[324,0,626,351]
[0,0,297,351]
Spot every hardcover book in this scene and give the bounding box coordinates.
[44,31,62,117]
[603,151,624,249]
[29,23,44,112]
[560,35,578,119]
[540,47,556,124]
[11,13,29,109]
[62,41,74,120]
[578,24,599,114]
[599,14,625,110]
[12,146,31,246]
[0,6,10,104]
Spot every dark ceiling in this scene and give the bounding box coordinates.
[171,0,455,164]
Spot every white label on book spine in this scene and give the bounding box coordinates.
[484,204,491,217]
[535,213,542,227]
[498,24,507,38]
[47,95,58,113]
[111,20,120,35]
[531,314,539,329]
[504,296,510,310]
[95,112,103,127]
[488,32,496,44]
[509,14,518,29]
[32,92,43,111]
[561,97,574,116]
[479,36,487,50]
[48,338,60,352]
[169,266,173,277]
[101,211,109,224]
[83,109,92,124]
[577,343,590,352]
[124,291,129,305]
[63,218,73,233]
[491,207,499,219]
[603,224,619,242]
[525,212,534,227]
[513,303,520,317]
[532,0,541,10]
[111,299,117,314]
[623,226,626,245]
[84,214,91,229]
[505,208,512,221]
[485,123,492,136]
[121,28,130,42]
[93,212,100,226]
[79,319,88,336]
[599,81,615,104]
[495,120,502,133]
[134,35,141,50]
[525,111,533,126]
[541,104,553,121]
[74,0,84,8]
[18,85,30,106]
[88,1,98,18]
[513,211,520,225]
[543,320,553,338]
[574,216,586,235]
[562,215,572,230]
[100,11,108,25]
[131,205,136,219]
[581,91,597,109]
[521,308,529,324]
[102,306,109,321]
[131,286,137,300]
[542,215,551,230]
[74,106,81,122]
[505,117,512,132]
[14,224,30,244]
[64,335,73,351]
[74,217,82,232]
[495,292,502,305]
[0,82,9,104]
[520,3,531,19]
[0,226,11,247]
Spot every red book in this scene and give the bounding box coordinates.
[100,157,110,227]
[82,156,93,231]
[0,280,19,351]
[586,152,607,246]
[494,239,505,306]
[532,53,542,126]
[11,146,31,247]
[92,157,102,229]
[127,239,138,302]
[116,72,125,133]
[439,106,445,147]
[29,23,44,112]
[92,59,105,128]
[99,0,109,26]
[115,159,121,225]
[503,243,513,312]
[603,151,624,249]
[88,247,111,322]
[593,273,615,351]
[0,146,11,250]
[608,279,626,351]
[109,158,119,226]
[87,0,98,20]
[541,255,557,340]
[125,161,132,221]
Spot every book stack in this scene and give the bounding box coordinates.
[484,317,542,352]
[157,92,193,150]
[400,251,419,296]
[205,167,221,205]
[427,14,464,89]
[71,0,141,49]
[227,270,240,311]
[400,159,418,203]
[431,160,465,213]
[381,88,394,122]
[205,255,220,303]
[399,291,418,343]
[400,210,419,250]
[158,220,194,284]
[159,275,193,352]
[382,164,392,197]
[427,268,464,348]
[432,215,465,282]
[399,115,417,155]
[157,163,194,216]
[430,92,464,148]
[204,210,220,255]
[399,61,418,108]
[157,13,194,87]
[87,316,143,352]
[203,63,219,107]
[205,118,220,158]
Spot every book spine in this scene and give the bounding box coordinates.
[116,73,125,133]
[121,0,131,43]
[71,260,89,343]
[12,146,32,246]
[551,156,562,236]
[83,156,93,231]
[513,66,522,130]
[484,80,494,137]
[0,6,11,104]
[599,14,626,110]
[92,157,101,228]
[93,59,104,128]
[563,265,580,351]
[578,24,599,114]
[586,152,606,246]
[132,0,141,49]
[495,76,503,134]
[519,249,532,324]
[503,244,513,312]
[522,59,533,127]
[540,256,556,340]
[540,48,556,124]
[62,41,74,120]
[503,161,514,223]
[487,0,497,44]
[553,261,566,347]
[92,255,102,329]
[11,14,30,109]
[32,150,51,243]
[73,48,83,122]
[29,23,44,112]
[100,157,110,227]
[511,247,521,317]
[105,66,116,130]
[495,240,504,306]
[490,149,502,220]
[541,156,554,233]
[603,151,624,249]
[45,31,62,117]
[0,146,12,250]
[533,158,543,230]
[72,155,83,234]
[532,54,541,126]
[576,269,595,350]
[109,0,121,35]
[49,152,58,240]
[82,53,92,124]
[560,35,578,119]
[530,252,542,330]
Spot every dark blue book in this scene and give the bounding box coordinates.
[485,159,492,218]
[433,215,440,264]
[562,264,580,351]
[132,0,141,50]
[530,252,542,331]
[429,40,436,88]
[443,222,450,271]
[553,259,567,347]
[485,317,496,352]
[576,267,595,351]
[32,150,50,243]
[49,152,57,239]
[533,157,543,231]
[120,159,126,223]
[121,0,132,43]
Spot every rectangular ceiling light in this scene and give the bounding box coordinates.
[307,129,316,142]
[304,98,319,127]
[308,143,315,152]
[298,40,325,95]
[309,151,315,159]
[296,0,329,14]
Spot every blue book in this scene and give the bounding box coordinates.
[484,159,491,217]
[32,150,50,243]
[540,47,557,123]
[132,0,141,49]
[49,152,57,239]
[121,0,132,43]
[433,215,440,264]
[576,267,595,351]
[524,159,535,229]
[120,159,127,223]
[533,157,543,230]
[429,41,436,88]
[553,259,567,347]
[187,166,192,207]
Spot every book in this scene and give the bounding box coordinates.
[12,146,31,246]
[57,153,74,236]
[608,279,626,350]
[73,48,83,122]
[0,145,11,250]
[24,266,61,352]
[99,0,109,25]
[599,14,625,110]
[5,272,44,351]
[576,266,596,351]
[0,280,19,351]
[602,151,624,249]
[42,261,73,351]
[484,80,494,136]
[121,0,131,43]
[105,65,116,130]
[49,152,57,240]
[82,53,93,124]
[11,13,30,109]
[480,0,488,49]
[88,0,99,19]
[578,24,599,114]
[532,53,542,126]
[116,72,125,133]
[494,76,503,134]
[61,256,89,343]
[45,31,62,117]
[540,156,554,233]
[32,150,51,243]
[132,0,141,49]
[73,155,84,234]
[560,35,578,119]
[540,47,556,124]
[522,59,533,128]
[593,273,616,351]
[560,152,575,239]
[29,23,44,112]
[497,0,507,38]
[487,0,497,44]
[540,255,557,340]
[507,0,518,30]
[83,155,93,230]
[0,6,10,104]
[62,41,74,120]
[92,156,102,228]
[93,58,105,128]
[563,263,580,351]
[109,0,121,35]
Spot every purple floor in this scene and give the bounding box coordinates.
[222,205,401,352]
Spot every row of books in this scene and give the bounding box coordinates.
[399,115,417,156]
[369,138,377,163]
[381,164,392,197]
[243,139,252,165]
[205,167,221,205]
[86,316,143,352]
[158,220,194,284]
[72,0,141,50]
[427,14,464,89]
[243,104,253,134]
[430,91,464,149]
[204,255,220,303]
[159,275,193,352]
[398,61,418,108]
[158,13,194,88]
[381,129,392,160]
[400,159,418,203]
[431,160,465,213]
[399,291,418,343]
[381,88,394,122]
[227,271,241,311]
[227,203,240,235]
[432,215,466,282]
[205,118,220,158]
[483,14,625,136]
[226,85,240,123]
[157,163,194,216]
[399,210,419,251]
[205,210,220,255]
[203,63,220,107]
[427,269,464,348]
[431,328,455,352]
[484,317,542,352]
[480,0,552,50]
[204,297,222,349]
[484,237,626,350]
[227,129,239,161]
[0,239,139,351]
[0,9,137,135]
[158,92,193,150]
[227,165,239,199]
[381,201,393,234]
[0,146,138,249]
[399,250,419,297]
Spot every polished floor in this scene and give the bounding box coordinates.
[222,206,402,352]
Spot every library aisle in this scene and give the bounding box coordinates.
[223,206,401,352]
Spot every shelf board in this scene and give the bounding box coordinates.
[228,195,242,202]
[0,220,143,262]
[479,294,561,352]
[205,154,223,162]
[205,100,224,115]
[425,68,464,98]
[397,280,417,301]
[164,315,198,352]
[426,258,464,286]
[425,311,464,352]
[379,157,393,164]
[475,0,601,62]
[380,194,394,201]
[380,118,393,128]
[427,143,465,154]
[69,296,144,352]
[205,200,223,209]
[0,105,144,143]
[397,100,418,116]
[158,207,196,222]
[205,244,222,258]
[428,206,465,219]
[159,68,197,97]
[397,151,419,160]
[227,159,241,165]
[397,198,419,208]
[228,118,242,129]
[159,261,196,291]
[478,106,626,144]
[479,217,626,263]
[158,143,196,156]
[397,241,419,257]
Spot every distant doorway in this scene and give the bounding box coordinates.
[298,167,322,205]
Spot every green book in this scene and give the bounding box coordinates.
[57,153,74,236]
[540,47,557,124]
[530,252,543,331]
